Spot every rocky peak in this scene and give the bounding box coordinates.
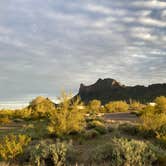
[79,78,122,93]
[75,78,166,104]
[96,78,122,87]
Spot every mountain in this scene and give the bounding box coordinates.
[75,78,166,104]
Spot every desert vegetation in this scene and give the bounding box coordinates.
[0,94,166,165]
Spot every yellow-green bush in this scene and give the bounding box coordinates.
[0,116,11,124]
[105,101,129,112]
[140,112,166,131]
[29,97,56,119]
[88,99,101,113]
[140,103,166,140]
[155,96,166,113]
[0,134,31,160]
[129,100,144,111]
[13,108,32,119]
[47,93,86,137]
[0,110,15,118]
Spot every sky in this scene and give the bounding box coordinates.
[0,0,166,102]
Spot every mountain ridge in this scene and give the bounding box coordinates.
[75,78,166,104]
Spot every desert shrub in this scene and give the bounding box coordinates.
[83,129,100,139]
[0,110,15,118]
[139,112,166,138]
[99,105,107,113]
[91,138,157,166]
[155,96,166,113]
[140,102,166,140]
[105,101,129,113]
[88,100,101,113]
[118,123,139,136]
[0,134,31,161]
[12,97,56,120]
[13,108,32,119]
[87,119,107,135]
[154,124,166,146]
[23,120,49,139]
[87,120,105,129]
[94,126,107,135]
[28,140,70,166]
[0,116,11,124]
[129,100,144,111]
[47,93,86,137]
[29,97,56,119]
[140,112,166,131]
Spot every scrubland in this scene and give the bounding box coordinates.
[0,94,166,166]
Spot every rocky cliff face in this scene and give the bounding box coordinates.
[75,78,166,104]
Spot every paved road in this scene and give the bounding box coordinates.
[103,112,139,122]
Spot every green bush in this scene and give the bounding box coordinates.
[105,101,129,113]
[87,119,107,135]
[0,134,31,160]
[23,120,49,139]
[94,126,107,135]
[83,129,100,139]
[28,140,69,166]
[118,123,139,136]
[47,93,86,137]
[91,138,157,166]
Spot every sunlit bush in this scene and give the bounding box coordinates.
[47,93,86,137]
[129,100,144,111]
[140,103,166,139]
[13,108,32,119]
[155,96,166,113]
[88,99,101,113]
[29,96,56,119]
[105,101,129,113]
[141,112,166,131]
[0,134,31,160]
[0,116,11,124]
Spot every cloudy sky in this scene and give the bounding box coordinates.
[0,0,166,102]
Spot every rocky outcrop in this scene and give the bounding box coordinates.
[75,78,166,104]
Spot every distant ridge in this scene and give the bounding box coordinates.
[75,78,166,104]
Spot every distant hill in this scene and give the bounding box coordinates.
[74,78,166,104]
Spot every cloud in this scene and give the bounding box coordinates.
[132,0,166,9]
[0,0,165,101]
[138,17,166,27]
